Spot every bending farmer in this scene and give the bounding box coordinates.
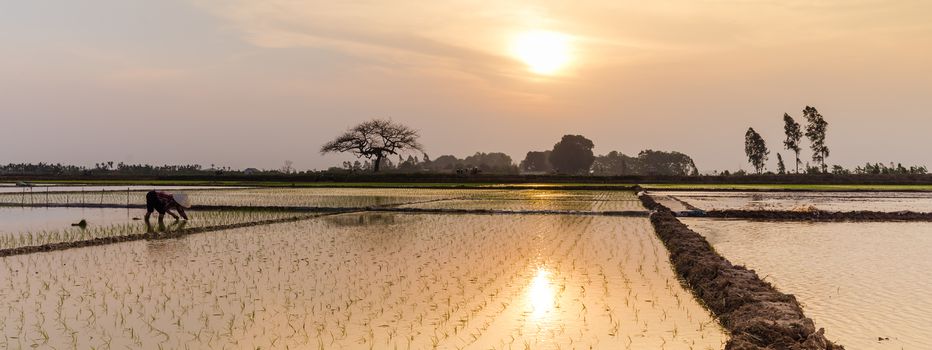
[145,191,188,223]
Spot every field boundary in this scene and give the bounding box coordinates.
[704,209,932,221]
[639,193,844,350]
[371,207,648,216]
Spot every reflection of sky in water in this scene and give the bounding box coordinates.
[659,191,932,213]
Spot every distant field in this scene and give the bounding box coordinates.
[641,183,932,191]
[12,179,638,189]
[9,179,932,191]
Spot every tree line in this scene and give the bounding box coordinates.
[743,106,926,175]
[321,119,699,175]
[0,162,220,176]
[745,106,829,174]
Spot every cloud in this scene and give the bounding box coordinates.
[194,0,932,83]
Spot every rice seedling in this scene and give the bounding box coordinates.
[0,190,726,349]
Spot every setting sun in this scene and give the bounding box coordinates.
[511,30,572,75]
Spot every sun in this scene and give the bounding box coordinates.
[511,30,572,75]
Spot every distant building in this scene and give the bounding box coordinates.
[243,168,260,175]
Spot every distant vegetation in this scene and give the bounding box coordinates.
[520,138,699,176]
[4,112,927,179]
[320,119,698,176]
[742,105,927,176]
[0,162,222,176]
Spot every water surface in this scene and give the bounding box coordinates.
[684,218,932,349]
[1,213,727,349]
[659,191,932,212]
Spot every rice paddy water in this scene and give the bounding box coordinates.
[0,187,734,349]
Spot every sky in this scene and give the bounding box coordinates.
[2,0,931,172]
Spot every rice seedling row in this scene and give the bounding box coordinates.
[0,188,637,209]
[0,209,326,252]
[0,213,727,349]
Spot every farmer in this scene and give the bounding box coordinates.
[145,191,188,223]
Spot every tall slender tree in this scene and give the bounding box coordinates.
[744,127,769,174]
[803,106,829,173]
[782,113,802,173]
[776,153,786,174]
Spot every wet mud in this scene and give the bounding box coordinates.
[705,209,932,221]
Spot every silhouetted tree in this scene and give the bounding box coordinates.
[320,119,423,172]
[462,152,516,173]
[281,160,294,174]
[520,151,553,173]
[744,127,769,174]
[548,135,595,174]
[591,151,633,175]
[776,153,786,174]
[782,113,802,173]
[637,150,698,176]
[803,106,829,173]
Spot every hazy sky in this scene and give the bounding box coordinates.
[3,1,931,172]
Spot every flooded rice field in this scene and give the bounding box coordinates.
[656,191,932,212]
[401,198,645,212]
[0,184,239,194]
[0,207,135,233]
[0,207,304,250]
[0,212,727,349]
[0,188,640,210]
[0,188,513,208]
[683,218,932,350]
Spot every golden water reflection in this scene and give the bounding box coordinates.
[527,266,555,320]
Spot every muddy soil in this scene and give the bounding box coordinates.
[705,209,932,221]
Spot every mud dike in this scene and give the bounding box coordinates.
[639,193,844,349]
[705,209,932,221]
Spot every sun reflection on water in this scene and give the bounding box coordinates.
[527,266,555,320]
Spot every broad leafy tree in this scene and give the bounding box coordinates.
[320,119,423,172]
[803,106,829,173]
[744,127,769,174]
[637,150,698,176]
[520,151,553,172]
[782,113,802,173]
[548,135,595,174]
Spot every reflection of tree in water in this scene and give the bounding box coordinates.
[324,213,425,252]
[324,212,411,227]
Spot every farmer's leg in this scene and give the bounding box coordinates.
[145,191,158,223]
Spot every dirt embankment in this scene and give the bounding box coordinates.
[639,194,844,350]
[706,209,932,221]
